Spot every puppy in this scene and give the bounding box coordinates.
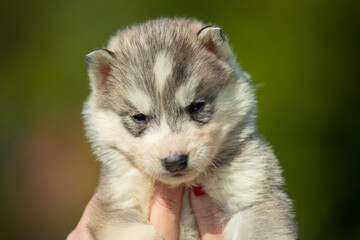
[83,17,297,240]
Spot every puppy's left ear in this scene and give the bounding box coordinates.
[86,49,115,92]
[198,26,233,62]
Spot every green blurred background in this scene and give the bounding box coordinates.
[1,0,359,239]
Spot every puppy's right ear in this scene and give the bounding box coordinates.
[86,49,115,91]
[198,26,233,62]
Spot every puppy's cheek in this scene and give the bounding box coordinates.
[191,124,231,169]
[202,124,229,154]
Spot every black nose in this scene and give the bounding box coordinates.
[163,155,188,172]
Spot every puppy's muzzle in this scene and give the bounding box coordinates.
[162,155,188,172]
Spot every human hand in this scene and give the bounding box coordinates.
[150,182,224,240]
[67,183,224,240]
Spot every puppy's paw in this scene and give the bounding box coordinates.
[99,223,163,240]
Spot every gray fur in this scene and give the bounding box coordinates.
[84,17,297,240]
[86,18,236,134]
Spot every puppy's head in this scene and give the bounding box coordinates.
[84,18,256,185]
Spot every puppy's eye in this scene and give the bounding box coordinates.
[132,114,147,123]
[188,101,205,115]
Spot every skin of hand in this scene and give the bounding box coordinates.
[67,183,224,240]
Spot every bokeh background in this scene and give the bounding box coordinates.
[1,0,359,239]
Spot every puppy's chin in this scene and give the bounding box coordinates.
[157,171,200,185]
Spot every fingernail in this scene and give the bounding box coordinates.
[193,185,206,196]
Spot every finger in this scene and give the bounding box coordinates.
[149,182,184,240]
[67,195,96,240]
[190,186,224,240]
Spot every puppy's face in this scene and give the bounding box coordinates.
[84,19,254,184]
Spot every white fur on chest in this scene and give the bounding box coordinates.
[179,188,200,240]
[107,167,200,239]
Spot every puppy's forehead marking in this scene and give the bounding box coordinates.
[153,51,173,90]
[126,90,152,114]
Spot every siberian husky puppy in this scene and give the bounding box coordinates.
[83,18,297,240]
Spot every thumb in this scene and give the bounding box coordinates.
[150,182,184,240]
[190,186,224,240]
